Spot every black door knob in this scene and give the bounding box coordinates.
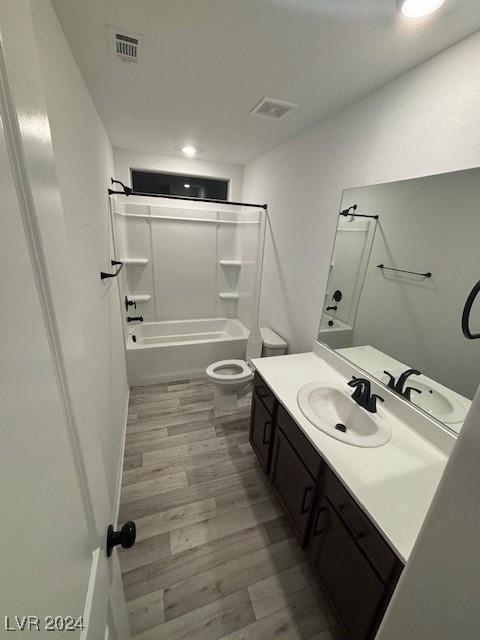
[106,521,136,557]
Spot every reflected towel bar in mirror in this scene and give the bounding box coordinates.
[339,204,379,220]
[377,264,432,278]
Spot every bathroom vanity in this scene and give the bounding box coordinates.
[249,346,452,640]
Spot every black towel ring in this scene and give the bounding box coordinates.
[462,280,480,340]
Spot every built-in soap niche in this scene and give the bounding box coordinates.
[217,260,242,318]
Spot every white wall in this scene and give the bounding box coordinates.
[243,30,480,354]
[114,148,244,200]
[376,386,480,640]
[30,0,128,510]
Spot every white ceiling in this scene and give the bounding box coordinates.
[52,0,480,165]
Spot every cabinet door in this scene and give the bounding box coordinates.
[249,391,274,471]
[309,502,385,640]
[270,427,316,544]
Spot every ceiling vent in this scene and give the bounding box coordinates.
[250,97,298,119]
[107,26,143,62]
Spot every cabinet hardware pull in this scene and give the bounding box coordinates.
[262,421,272,445]
[300,486,314,515]
[312,505,328,537]
[338,502,366,539]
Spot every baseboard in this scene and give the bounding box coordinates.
[112,385,130,527]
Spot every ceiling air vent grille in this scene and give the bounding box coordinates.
[250,97,298,119]
[107,26,143,62]
[115,34,138,61]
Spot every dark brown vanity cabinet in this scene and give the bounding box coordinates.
[270,426,316,544]
[248,373,404,640]
[249,373,276,471]
[270,404,322,545]
[309,469,403,640]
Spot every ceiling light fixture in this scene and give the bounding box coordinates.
[397,0,446,18]
[184,184,190,189]
[182,145,196,157]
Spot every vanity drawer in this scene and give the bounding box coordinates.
[324,468,400,584]
[253,372,276,415]
[276,403,322,479]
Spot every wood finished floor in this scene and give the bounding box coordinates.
[119,377,334,640]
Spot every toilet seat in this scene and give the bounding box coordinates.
[205,359,253,384]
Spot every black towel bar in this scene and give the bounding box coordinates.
[377,264,432,278]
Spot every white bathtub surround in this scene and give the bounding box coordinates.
[126,318,249,385]
[112,200,265,324]
[252,343,454,562]
[112,197,267,384]
[318,315,353,349]
[323,215,377,330]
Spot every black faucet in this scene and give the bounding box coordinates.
[348,377,384,414]
[384,368,422,400]
[127,316,143,323]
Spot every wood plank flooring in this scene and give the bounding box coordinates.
[119,377,333,640]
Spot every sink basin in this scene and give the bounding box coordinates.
[297,382,392,448]
[374,370,467,425]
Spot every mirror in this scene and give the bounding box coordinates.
[319,167,480,435]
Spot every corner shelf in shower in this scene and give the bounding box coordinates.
[218,292,239,300]
[119,258,149,265]
[219,260,242,267]
[126,294,151,303]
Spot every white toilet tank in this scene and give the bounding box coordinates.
[260,327,287,357]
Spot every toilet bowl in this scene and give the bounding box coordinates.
[206,327,287,410]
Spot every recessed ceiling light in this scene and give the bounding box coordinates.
[182,145,196,157]
[184,184,190,189]
[397,0,446,18]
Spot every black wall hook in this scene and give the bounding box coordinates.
[108,178,132,196]
[100,259,124,280]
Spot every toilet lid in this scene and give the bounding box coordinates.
[205,359,253,382]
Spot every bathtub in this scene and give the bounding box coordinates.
[318,315,353,349]
[126,318,249,386]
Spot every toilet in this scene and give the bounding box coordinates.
[206,327,287,410]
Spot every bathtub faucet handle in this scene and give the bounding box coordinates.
[124,296,137,312]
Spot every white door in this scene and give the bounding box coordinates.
[0,9,130,640]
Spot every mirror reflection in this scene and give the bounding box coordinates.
[319,168,480,434]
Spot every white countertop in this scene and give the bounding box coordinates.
[252,351,449,563]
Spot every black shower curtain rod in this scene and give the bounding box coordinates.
[108,179,268,210]
[339,204,379,220]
